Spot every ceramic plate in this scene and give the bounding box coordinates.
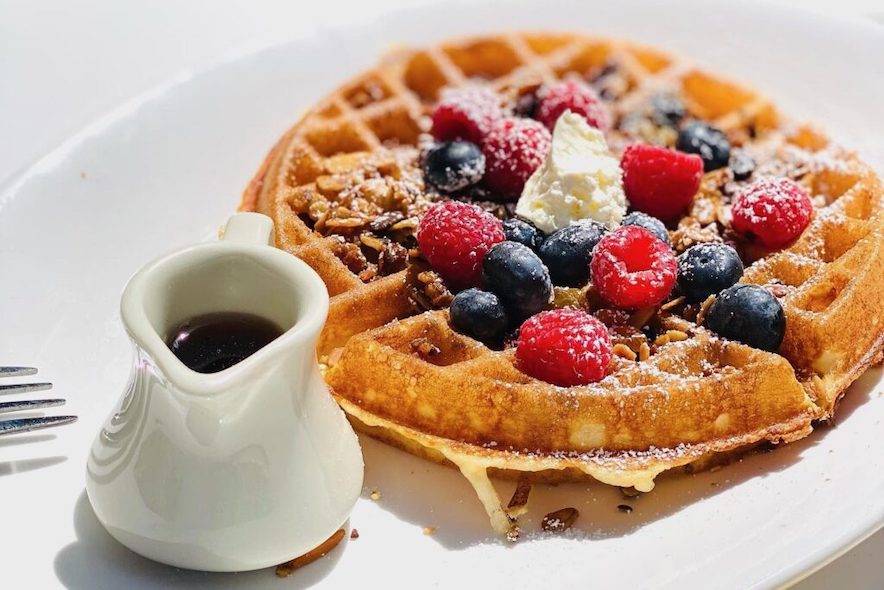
[2,1,882,588]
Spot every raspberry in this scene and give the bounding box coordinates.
[516,309,612,386]
[591,226,677,309]
[621,144,704,222]
[731,177,813,249]
[417,201,505,291]
[482,117,552,198]
[535,80,609,132]
[431,87,502,144]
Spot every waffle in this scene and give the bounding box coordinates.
[241,33,884,535]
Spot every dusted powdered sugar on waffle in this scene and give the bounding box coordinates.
[241,32,884,535]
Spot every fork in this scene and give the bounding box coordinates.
[0,366,77,435]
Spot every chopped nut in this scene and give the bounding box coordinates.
[405,260,454,311]
[410,337,441,359]
[638,342,651,361]
[541,507,579,532]
[369,210,406,232]
[628,306,657,328]
[377,241,408,276]
[656,329,688,345]
[671,217,723,254]
[696,295,716,326]
[359,233,386,251]
[390,217,418,231]
[506,524,521,543]
[422,526,437,535]
[595,307,631,327]
[613,343,638,361]
[666,329,689,342]
[330,236,370,275]
[620,486,642,499]
[660,296,686,311]
[506,479,532,517]
[276,529,345,577]
[370,489,382,501]
[316,174,347,195]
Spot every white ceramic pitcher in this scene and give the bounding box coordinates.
[86,212,364,572]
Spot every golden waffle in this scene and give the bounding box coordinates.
[241,33,884,535]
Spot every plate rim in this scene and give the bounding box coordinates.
[2,1,883,587]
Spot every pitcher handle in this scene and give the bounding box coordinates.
[222,212,274,246]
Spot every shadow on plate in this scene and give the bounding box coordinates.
[0,433,56,448]
[359,366,882,550]
[0,455,66,476]
[53,491,350,590]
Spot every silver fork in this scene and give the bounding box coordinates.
[0,366,77,435]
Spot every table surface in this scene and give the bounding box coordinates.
[1,1,882,588]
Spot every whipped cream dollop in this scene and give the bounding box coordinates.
[516,111,627,233]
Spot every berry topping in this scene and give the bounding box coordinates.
[731,177,813,249]
[650,93,686,128]
[417,201,505,291]
[705,284,785,352]
[621,144,704,222]
[449,288,509,345]
[621,211,671,246]
[482,117,552,198]
[539,221,608,287]
[677,243,744,302]
[535,80,609,132]
[503,218,545,251]
[423,141,485,193]
[676,121,731,172]
[431,87,502,144]
[482,241,553,321]
[729,149,756,181]
[516,309,612,386]
[591,226,677,309]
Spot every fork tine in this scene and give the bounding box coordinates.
[0,416,77,435]
[0,382,52,395]
[0,399,66,414]
[0,367,38,378]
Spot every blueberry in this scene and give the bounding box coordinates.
[449,288,509,345]
[676,121,731,172]
[729,149,756,181]
[503,218,545,251]
[538,221,607,287]
[483,241,553,321]
[423,141,485,193]
[622,212,670,246]
[650,93,686,128]
[677,243,744,302]
[705,284,785,351]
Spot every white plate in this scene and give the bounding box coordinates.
[2,1,882,588]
